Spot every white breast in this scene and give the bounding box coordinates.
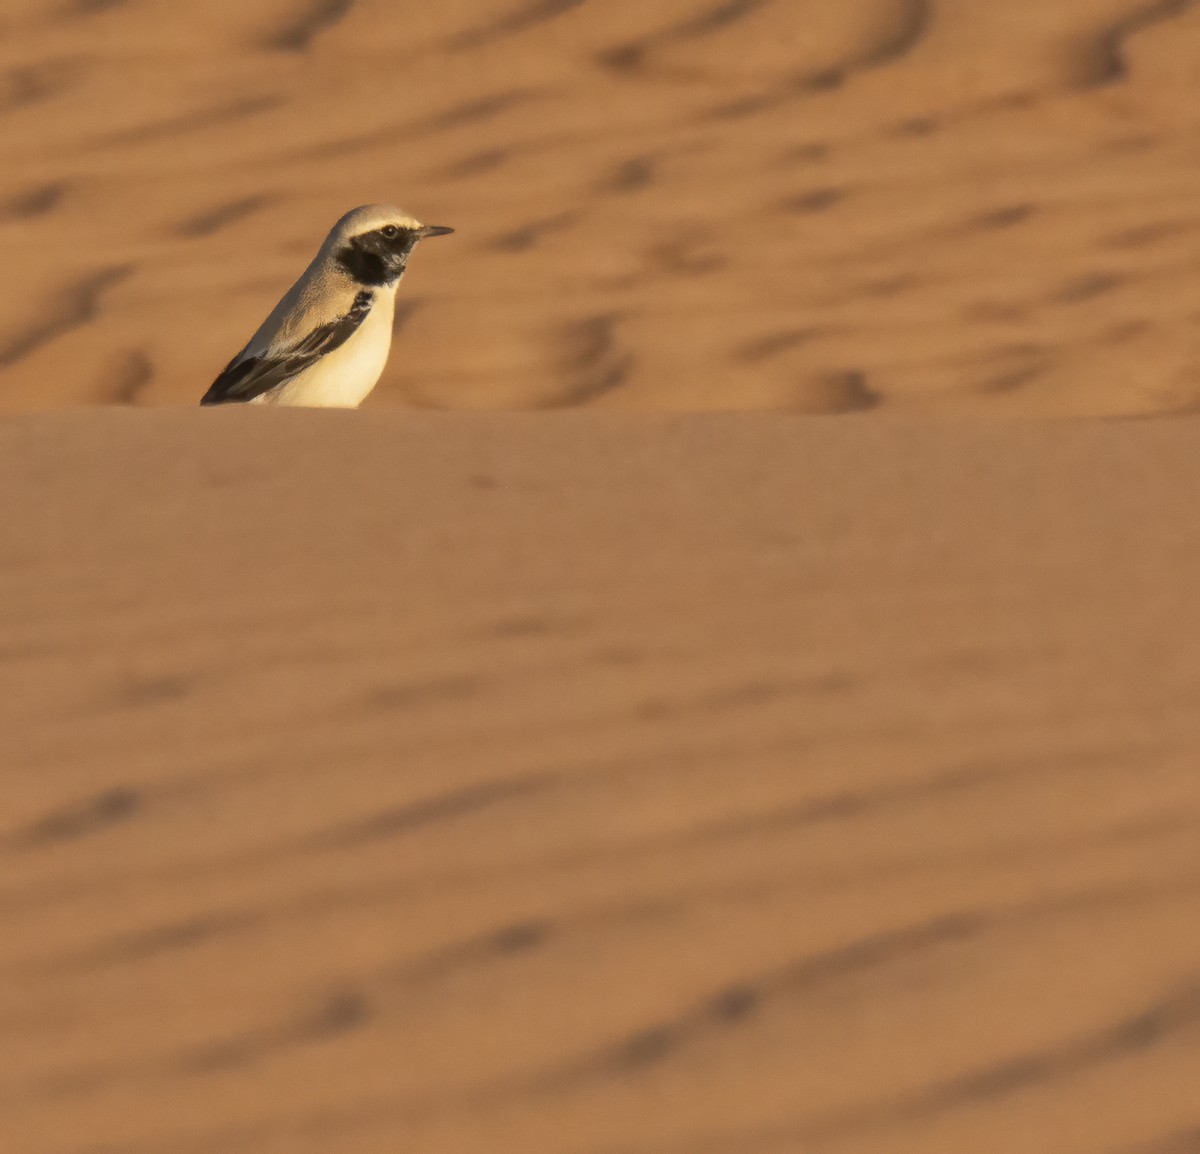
[260,291,396,409]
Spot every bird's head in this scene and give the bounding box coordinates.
[328,204,454,287]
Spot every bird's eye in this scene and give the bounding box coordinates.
[380,225,400,239]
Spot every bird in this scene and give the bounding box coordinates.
[200,204,453,408]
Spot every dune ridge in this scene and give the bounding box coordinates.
[3,409,1200,1152]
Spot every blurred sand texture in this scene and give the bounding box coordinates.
[4,410,1200,1154]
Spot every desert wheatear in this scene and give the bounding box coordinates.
[200,204,452,407]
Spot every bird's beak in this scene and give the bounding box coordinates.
[417,225,454,239]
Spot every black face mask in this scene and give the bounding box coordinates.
[337,227,419,286]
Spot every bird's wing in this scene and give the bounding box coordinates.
[200,290,374,405]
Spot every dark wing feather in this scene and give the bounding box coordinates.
[200,290,374,405]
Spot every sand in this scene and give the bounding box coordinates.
[4,2,1200,1152]
[4,409,1200,1153]
[4,0,1200,412]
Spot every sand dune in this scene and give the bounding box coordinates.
[5,4,1200,1153]
[4,409,1200,1153]
[4,1,1200,411]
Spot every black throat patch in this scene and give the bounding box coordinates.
[336,226,418,286]
[336,245,399,286]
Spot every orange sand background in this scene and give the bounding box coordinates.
[5,0,1200,412]
[4,4,1200,1154]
